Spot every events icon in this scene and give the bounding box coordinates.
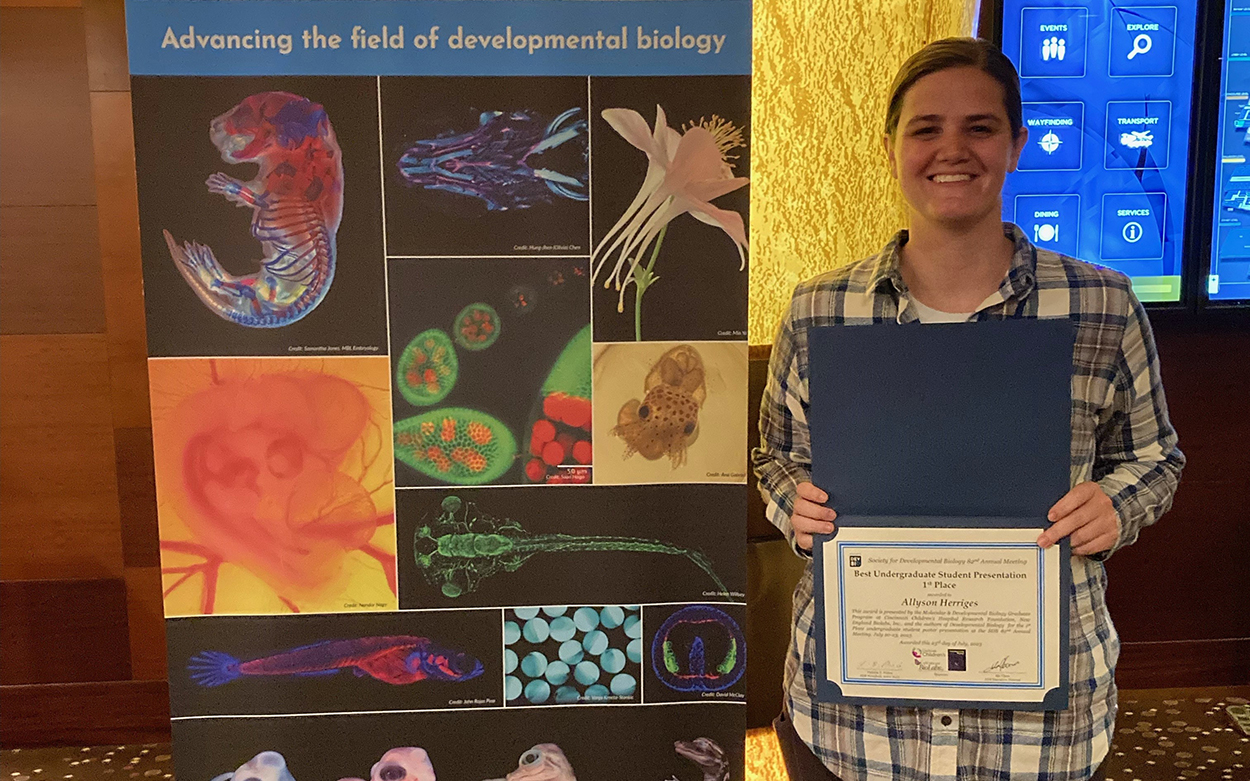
[1041,36,1067,61]
[1020,7,1088,77]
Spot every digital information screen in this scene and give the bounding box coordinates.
[1209,0,1250,302]
[1002,2,1198,303]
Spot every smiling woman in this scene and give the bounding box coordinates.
[881,42,1030,313]
[753,36,1184,781]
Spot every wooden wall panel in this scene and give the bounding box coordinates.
[90,90,149,428]
[0,0,83,6]
[1118,638,1250,689]
[0,334,123,578]
[1104,325,1250,645]
[0,680,171,747]
[123,566,167,680]
[0,7,96,206]
[0,579,130,684]
[1,334,113,428]
[0,205,106,334]
[115,426,158,567]
[83,0,127,92]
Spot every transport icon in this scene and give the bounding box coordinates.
[1120,130,1154,149]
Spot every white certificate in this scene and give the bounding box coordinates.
[817,526,1065,708]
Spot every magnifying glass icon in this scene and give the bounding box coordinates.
[1128,33,1153,59]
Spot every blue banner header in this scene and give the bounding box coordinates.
[124,0,751,76]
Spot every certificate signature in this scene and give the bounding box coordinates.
[983,656,1021,673]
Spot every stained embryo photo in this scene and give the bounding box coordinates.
[149,356,397,616]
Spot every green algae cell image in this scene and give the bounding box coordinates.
[453,303,502,351]
[387,257,590,486]
[396,329,459,406]
[394,408,517,485]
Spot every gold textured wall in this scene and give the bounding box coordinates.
[749,0,978,343]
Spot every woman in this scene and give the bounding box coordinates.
[752,38,1184,781]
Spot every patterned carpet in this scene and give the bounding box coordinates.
[2,689,1245,780]
[743,688,1250,780]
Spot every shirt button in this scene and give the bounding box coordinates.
[941,715,953,726]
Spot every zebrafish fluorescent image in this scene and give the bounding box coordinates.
[166,611,501,717]
[412,495,727,600]
[188,635,484,687]
[163,91,342,328]
[396,486,744,609]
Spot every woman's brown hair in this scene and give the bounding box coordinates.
[884,37,1023,139]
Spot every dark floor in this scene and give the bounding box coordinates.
[1,689,1246,780]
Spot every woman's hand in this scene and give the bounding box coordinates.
[1038,481,1119,556]
[790,482,837,551]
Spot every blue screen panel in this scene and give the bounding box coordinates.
[1208,0,1250,303]
[1002,1,1198,303]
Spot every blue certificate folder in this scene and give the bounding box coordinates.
[808,319,1074,711]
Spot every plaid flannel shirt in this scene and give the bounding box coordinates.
[752,223,1184,781]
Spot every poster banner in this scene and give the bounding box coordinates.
[126,0,749,777]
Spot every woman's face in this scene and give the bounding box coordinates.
[885,66,1028,230]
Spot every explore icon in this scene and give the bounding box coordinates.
[1127,33,1152,59]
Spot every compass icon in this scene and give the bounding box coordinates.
[1038,131,1063,154]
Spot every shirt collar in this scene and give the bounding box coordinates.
[867,222,1039,302]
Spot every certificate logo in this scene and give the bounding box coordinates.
[947,649,967,671]
[848,555,861,568]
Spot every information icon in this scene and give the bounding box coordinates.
[1102,192,1166,260]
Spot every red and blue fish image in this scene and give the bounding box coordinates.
[188,636,484,687]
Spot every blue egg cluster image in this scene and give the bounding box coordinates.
[504,605,642,706]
